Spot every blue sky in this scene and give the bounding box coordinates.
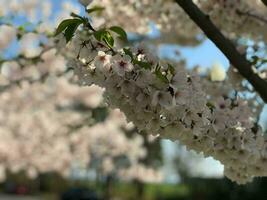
[160,39,229,69]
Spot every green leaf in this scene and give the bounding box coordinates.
[135,60,151,69]
[86,6,105,14]
[64,22,81,43]
[102,31,114,48]
[92,107,108,122]
[261,59,267,64]
[155,65,169,83]
[18,26,25,32]
[94,30,114,48]
[55,18,83,36]
[123,48,134,60]
[70,13,85,21]
[93,29,107,41]
[206,102,215,110]
[167,64,175,75]
[109,26,127,40]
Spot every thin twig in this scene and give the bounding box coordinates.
[236,9,267,24]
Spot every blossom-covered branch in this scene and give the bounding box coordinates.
[64,17,266,183]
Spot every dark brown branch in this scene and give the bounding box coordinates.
[175,0,267,103]
[262,0,267,7]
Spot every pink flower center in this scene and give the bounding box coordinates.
[137,48,144,55]
[99,56,106,62]
[175,91,180,98]
[219,103,225,109]
[118,60,127,68]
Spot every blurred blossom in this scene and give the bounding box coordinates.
[20,33,42,58]
[0,25,17,51]
[210,62,226,82]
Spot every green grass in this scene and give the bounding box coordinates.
[102,182,190,200]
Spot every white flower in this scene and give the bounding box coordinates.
[134,43,149,56]
[94,51,112,73]
[227,66,243,88]
[227,134,242,150]
[152,91,173,108]
[0,25,16,51]
[135,69,153,88]
[119,80,136,97]
[242,131,256,150]
[20,32,42,58]
[170,69,187,90]
[161,122,185,141]
[174,89,188,105]
[215,97,231,110]
[1,61,21,81]
[146,118,161,132]
[136,92,150,108]
[111,54,133,76]
[210,62,226,82]
[212,115,227,132]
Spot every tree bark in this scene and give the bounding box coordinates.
[175,0,267,103]
[262,0,267,7]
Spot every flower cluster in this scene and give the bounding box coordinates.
[0,22,162,183]
[0,78,102,179]
[88,0,267,43]
[0,72,163,182]
[69,31,267,184]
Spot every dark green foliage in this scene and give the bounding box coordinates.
[55,18,84,43]
[109,26,128,41]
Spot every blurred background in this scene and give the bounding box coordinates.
[0,0,266,199]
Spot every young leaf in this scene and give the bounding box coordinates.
[93,29,107,41]
[102,31,114,48]
[64,22,80,43]
[93,30,114,48]
[206,102,215,110]
[167,63,175,75]
[70,13,85,22]
[123,48,134,60]
[109,26,127,40]
[86,6,105,14]
[261,59,267,64]
[92,107,108,122]
[55,18,83,36]
[135,60,151,70]
[155,65,169,83]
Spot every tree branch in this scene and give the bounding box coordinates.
[262,0,267,7]
[175,0,267,103]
